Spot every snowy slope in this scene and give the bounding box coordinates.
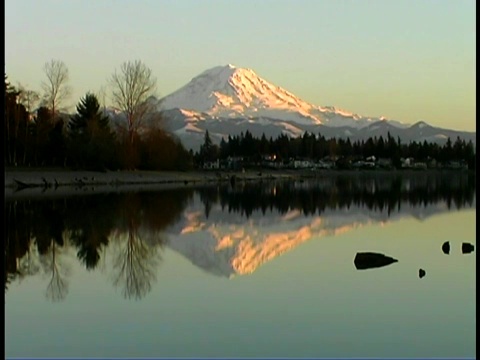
[157,64,405,129]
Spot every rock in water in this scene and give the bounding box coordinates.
[462,242,475,254]
[442,241,450,255]
[419,269,426,278]
[354,252,398,270]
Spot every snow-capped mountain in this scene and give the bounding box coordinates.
[157,64,405,128]
[106,64,475,151]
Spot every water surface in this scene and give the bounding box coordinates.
[5,172,476,358]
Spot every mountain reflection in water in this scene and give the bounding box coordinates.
[5,172,476,301]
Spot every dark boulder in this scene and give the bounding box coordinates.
[354,252,398,270]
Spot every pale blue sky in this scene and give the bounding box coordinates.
[5,0,476,131]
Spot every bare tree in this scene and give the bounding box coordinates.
[98,85,107,113]
[17,83,40,114]
[109,60,157,145]
[41,59,71,121]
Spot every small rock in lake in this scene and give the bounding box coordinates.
[442,241,450,255]
[354,252,398,270]
[419,269,426,278]
[462,242,475,254]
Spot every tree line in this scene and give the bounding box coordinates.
[5,60,192,171]
[196,129,476,169]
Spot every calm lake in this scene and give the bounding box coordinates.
[5,172,476,358]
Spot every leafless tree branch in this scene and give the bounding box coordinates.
[109,60,157,140]
[41,59,71,119]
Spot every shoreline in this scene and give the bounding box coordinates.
[4,169,298,189]
[4,169,294,200]
[5,168,474,201]
[5,168,474,187]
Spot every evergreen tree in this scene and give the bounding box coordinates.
[68,92,115,169]
[219,137,229,159]
[5,75,31,166]
[69,92,110,136]
[259,133,270,155]
[199,130,218,162]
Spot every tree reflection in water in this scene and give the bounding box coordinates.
[111,225,163,300]
[66,195,120,271]
[111,194,165,300]
[33,202,71,302]
[4,189,194,301]
[40,241,70,302]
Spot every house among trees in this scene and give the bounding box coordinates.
[203,159,220,170]
[427,157,437,168]
[377,158,393,168]
[293,159,315,169]
[413,162,427,170]
[317,160,335,169]
[446,161,468,170]
[401,158,415,168]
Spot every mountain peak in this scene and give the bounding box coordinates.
[158,64,325,124]
[197,64,255,80]
[413,120,430,129]
[157,65,408,128]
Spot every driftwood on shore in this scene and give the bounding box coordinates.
[6,170,286,199]
[13,179,38,190]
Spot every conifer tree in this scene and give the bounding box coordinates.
[68,92,115,169]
